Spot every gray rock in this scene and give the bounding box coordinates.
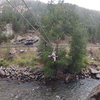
[15,95,19,99]
[9,50,16,55]
[33,69,43,75]
[56,95,61,100]
[90,68,100,74]
[0,67,44,82]
[96,66,100,70]
[19,49,25,53]
[0,69,5,76]
[30,75,35,79]
[96,74,100,79]
[22,72,30,76]
[5,70,10,76]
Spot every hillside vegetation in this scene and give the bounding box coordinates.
[0,0,100,43]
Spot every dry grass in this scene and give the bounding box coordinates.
[0,43,99,68]
[0,47,39,68]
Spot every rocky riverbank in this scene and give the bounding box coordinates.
[79,65,100,79]
[0,65,99,83]
[0,66,44,82]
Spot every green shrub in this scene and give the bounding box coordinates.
[18,59,29,67]
[14,58,29,67]
[0,34,8,44]
[31,57,38,66]
[12,54,38,67]
[44,65,56,78]
[57,49,68,68]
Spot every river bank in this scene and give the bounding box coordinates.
[0,65,99,83]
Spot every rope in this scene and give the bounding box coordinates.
[21,0,65,48]
[6,0,51,45]
[21,0,52,45]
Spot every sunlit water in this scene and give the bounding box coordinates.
[0,78,99,100]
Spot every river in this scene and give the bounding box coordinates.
[0,78,99,100]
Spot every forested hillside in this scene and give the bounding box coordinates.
[0,0,100,43]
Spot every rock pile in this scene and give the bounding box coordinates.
[0,67,44,82]
[11,35,39,45]
[76,66,100,80]
[0,65,99,83]
[89,66,100,79]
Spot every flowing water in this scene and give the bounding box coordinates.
[0,78,99,100]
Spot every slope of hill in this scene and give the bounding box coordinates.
[0,0,100,43]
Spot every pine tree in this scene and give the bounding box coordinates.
[69,23,88,74]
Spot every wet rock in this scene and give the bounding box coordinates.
[96,74,100,79]
[15,95,19,99]
[55,95,61,100]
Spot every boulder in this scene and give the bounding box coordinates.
[89,68,100,74]
[0,69,5,76]
[19,49,25,53]
[9,49,16,55]
[96,66,100,70]
[55,95,61,100]
[96,74,100,79]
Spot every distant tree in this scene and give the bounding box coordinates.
[96,23,100,43]
[0,33,8,44]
